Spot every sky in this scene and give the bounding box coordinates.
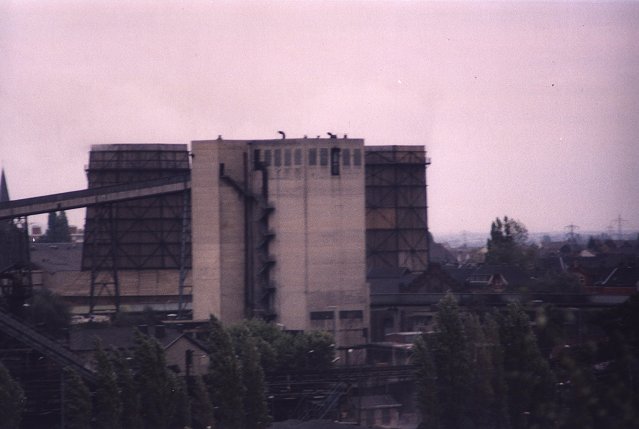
[1,0,638,238]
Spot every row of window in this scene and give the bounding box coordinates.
[309,310,364,320]
[255,148,362,169]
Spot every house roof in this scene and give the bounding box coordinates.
[68,325,195,352]
[367,267,421,294]
[468,264,530,286]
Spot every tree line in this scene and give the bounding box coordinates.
[0,315,335,429]
[413,293,639,429]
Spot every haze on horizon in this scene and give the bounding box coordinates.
[1,1,638,238]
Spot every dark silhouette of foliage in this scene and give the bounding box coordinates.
[168,372,191,429]
[486,216,534,268]
[133,331,177,429]
[231,326,271,429]
[93,341,122,429]
[205,315,244,429]
[26,288,71,338]
[0,361,25,429]
[40,210,71,242]
[190,375,215,429]
[63,368,92,429]
[111,349,143,429]
[497,303,557,429]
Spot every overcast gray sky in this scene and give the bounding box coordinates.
[1,0,638,237]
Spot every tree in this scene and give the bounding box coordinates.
[55,210,72,242]
[93,342,122,429]
[481,313,510,429]
[590,294,639,427]
[190,375,215,429]
[432,293,474,428]
[63,368,92,429]
[231,327,271,429]
[486,216,534,268]
[0,361,25,429]
[413,334,441,429]
[26,289,71,339]
[497,303,557,429]
[40,211,71,243]
[133,331,176,429]
[205,315,244,429]
[414,293,473,429]
[229,319,281,372]
[464,313,502,429]
[111,350,142,429]
[230,319,335,373]
[168,372,191,429]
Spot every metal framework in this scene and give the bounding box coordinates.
[0,217,32,313]
[219,152,277,320]
[365,146,431,272]
[82,144,192,313]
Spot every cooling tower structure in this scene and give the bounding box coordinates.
[365,146,431,272]
[82,144,192,313]
[191,137,369,347]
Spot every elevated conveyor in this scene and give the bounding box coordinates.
[0,174,190,220]
[0,310,96,383]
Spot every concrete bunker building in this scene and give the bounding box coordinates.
[191,137,369,347]
[2,138,431,350]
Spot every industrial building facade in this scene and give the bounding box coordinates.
[191,137,370,347]
[82,144,192,313]
[1,140,430,350]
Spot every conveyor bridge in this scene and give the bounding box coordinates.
[0,174,191,220]
[0,310,96,383]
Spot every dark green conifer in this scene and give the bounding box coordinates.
[63,368,92,429]
[93,341,122,429]
[205,315,244,429]
[0,361,25,429]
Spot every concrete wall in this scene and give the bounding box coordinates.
[191,138,369,346]
[191,140,223,321]
[42,269,192,313]
[255,139,368,346]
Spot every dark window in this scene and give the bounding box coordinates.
[331,148,341,176]
[264,149,271,166]
[294,148,302,165]
[353,149,362,166]
[274,149,282,166]
[284,149,292,166]
[310,311,334,320]
[309,148,317,165]
[339,310,363,320]
[253,149,261,170]
[320,148,329,166]
[342,148,351,166]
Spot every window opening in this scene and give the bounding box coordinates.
[274,149,282,167]
[331,148,341,175]
[342,148,351,166]
[353,148,362,166]
[320,148,329,166]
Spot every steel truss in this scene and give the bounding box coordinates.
[82,145,192,314]
[365,147,431,272]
